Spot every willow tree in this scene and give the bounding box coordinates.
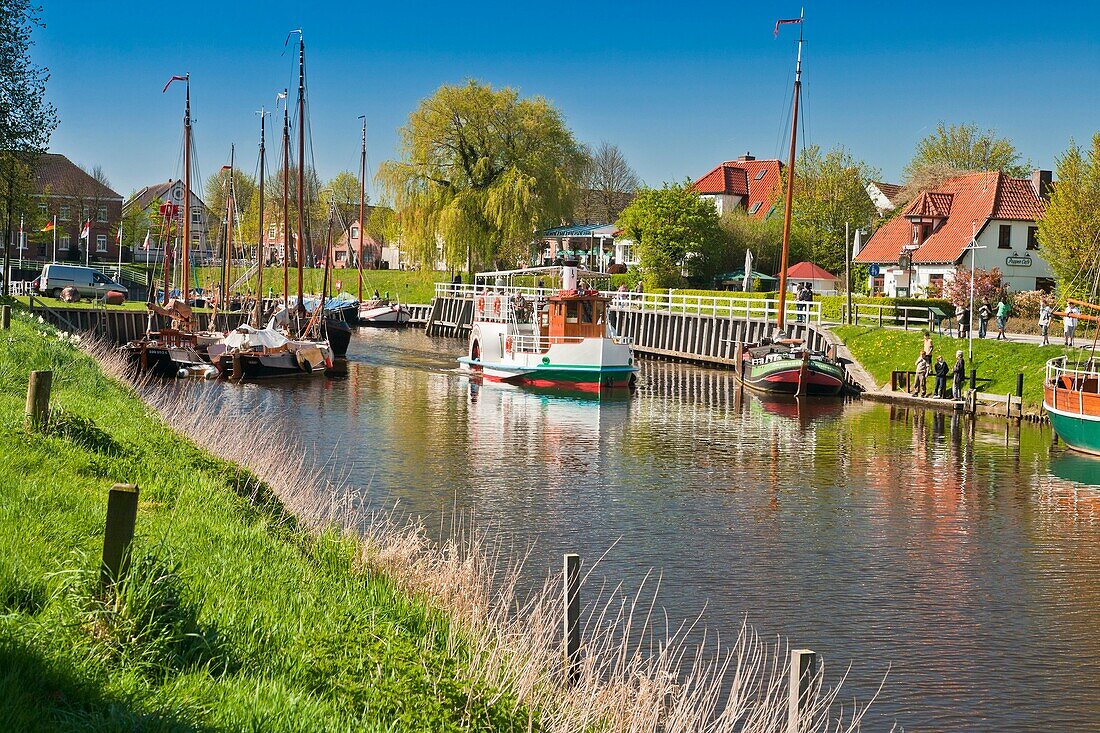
[378,80,585,274]
[1037,133,1100,298]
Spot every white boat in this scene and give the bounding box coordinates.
[210,324,332,379]
[457,263,637,392]
[358,298,411,327]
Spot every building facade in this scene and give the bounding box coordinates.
[855,170,1053,297]
[31,154,123,262]
[124,179,213,262]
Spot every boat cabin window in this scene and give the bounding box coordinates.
[566,302,579,324]
[580,301,594,324]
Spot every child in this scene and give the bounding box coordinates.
[933,355,949,398]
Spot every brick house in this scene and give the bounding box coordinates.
[31,153,122,262]
[692,154,783,219]
[331,208,385,269]
[854,170,1053,297]
[124,179,213,262]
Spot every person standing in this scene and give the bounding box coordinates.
[1064,303,1081,347]
[912,352,930,397]
[1038,298,1053,346]
[977,301,992,338]
[921,329,934,362]
[933,355,949,398]
[995,297,1011,340]
[952,350,966,400]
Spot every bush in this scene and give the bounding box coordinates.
[1011,290,1045,319]
[818,294,954,322]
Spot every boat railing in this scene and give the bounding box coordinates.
[507,334,585,354]
[1046,355,1100,415]
[437,282,823,323]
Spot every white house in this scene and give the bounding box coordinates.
[785,262,841,295]
[855,170,1053,297]
[124,179,213,262]
[865,181,903,217]
[692,155,782,219]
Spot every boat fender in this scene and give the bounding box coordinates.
[176,368,188,379]
[505,336,512,352]
[493,296,501,317]
[477,294,485,315]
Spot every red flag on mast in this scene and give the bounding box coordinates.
[774,17,802,37]
[162,75,187,93]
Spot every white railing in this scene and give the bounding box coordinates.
[8,281,34,296]
[436,282,822,324]
[505,333,633,355]
[846,302,953,331]
[1046,356,1100,415]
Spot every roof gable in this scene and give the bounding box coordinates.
[786,261,838,280]
[34,153,121,200]
[693,158,782,219]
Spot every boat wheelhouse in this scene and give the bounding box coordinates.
[457,263,637,392]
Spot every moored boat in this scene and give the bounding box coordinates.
[457,263,637,392]
[211,325,331,379]
[1044,356,1100,456]
[358,297,411,327]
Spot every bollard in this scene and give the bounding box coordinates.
[1,303,10,329]
[101,484,139,590]
[1016,372,1024,398]
[787,648,819,733]
[563,553,581,686]
[970,368,977,391]
[24,370,53,430]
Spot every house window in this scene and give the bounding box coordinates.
[96,234,107,252]
[191,211,202,225]
[1035,277,1055,293]
[191,234,200,247]
[748,202,763,215]
[268,224,277,240]
[998,224,1011,249]
[60,205,70,221]
[61,235,71,250]
[929,273,944,292]
[38,202,47,214]
[351,226,359,239]
[1027,226,1039,250]
[754,169,767,181]
[97,205,108,222]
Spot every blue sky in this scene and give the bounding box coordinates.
[37,1,1100,200]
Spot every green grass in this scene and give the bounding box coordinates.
[832,324,1087,410]
[14,296,151,312]
[0,315,535,731]
[193,268,450,304]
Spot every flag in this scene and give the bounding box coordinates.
[41,221,55,233]
[162,74,187,93]
[774,17,802,37]
[142,230,151,251]
[79,220,90,241]
[116,227,123,244]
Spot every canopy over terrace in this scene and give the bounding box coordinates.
[715,269,779,291]
[538,224,619,270]
[474,265,613,292]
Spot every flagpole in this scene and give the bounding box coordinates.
[117,220,123,280]
[84,221,89,267]
[52,215,56,263]
[19,213,24,269]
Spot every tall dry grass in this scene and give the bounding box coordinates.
[89,339,888,732]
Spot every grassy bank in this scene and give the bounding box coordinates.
[0,316,532,730]
[193,268,449,304]
[832,324,1082,409]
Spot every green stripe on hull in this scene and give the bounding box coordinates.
[747,358,845,380]
[1047,408,1100,456]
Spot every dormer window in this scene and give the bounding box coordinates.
[754,169,767,181]
[351,226,359,240]
[749,201,763,215]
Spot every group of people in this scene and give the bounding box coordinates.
[951,295,1081,347]
[910,330,968,400]
[794,282,814,323]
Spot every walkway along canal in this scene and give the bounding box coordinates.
[197,328,1099,732]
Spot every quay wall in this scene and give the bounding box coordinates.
[26,303,248,344]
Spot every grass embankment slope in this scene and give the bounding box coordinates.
[0,317,532,731]
[193,268,449,304]
[832,325,1083,409]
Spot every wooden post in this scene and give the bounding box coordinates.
[24,370,52,430]
[903,308,909,330]
[1,303,10,329]
[878,307,883,328]
[787,648,819,733]
[563,553,581,686]
[970,368,977,391]
[101,483,139,589]
[1016,372,1024,398]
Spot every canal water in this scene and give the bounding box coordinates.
[209,329,1099,731]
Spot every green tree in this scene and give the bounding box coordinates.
[378,80,586,275]
[204,167,257,238]
[616,182,726,288]
[1037,133,1100,299]
[321,171,363,231]
[904,122,1030,181]
[720,209,813,282]
[777,145,879,277]
[1,1,58,293]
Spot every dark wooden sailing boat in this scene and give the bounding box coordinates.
[736,14,847,398]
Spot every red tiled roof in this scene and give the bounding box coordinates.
[903,191,953,219]
[855,171,1045,265]
[692,158,782,219]
[34,153,121,200]
[786,261,838,280]
[872,181,903,204]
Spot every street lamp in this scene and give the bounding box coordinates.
[964,221,986,362]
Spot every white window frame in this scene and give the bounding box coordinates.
[191,211,202,225]
[97,205,108,223]
[96,234,108,252]
[61,235,71,250]
[59,204,71,221]
[351,226,360,239]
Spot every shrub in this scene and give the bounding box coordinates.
[1011,290,1045,319]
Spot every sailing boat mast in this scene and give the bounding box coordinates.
[776,14,804,333]
[222,145,235,316]
[281,90,290,315]
[182,75,192,305]
[357,115,366,301]
[254,109,267,327]
[295,33,307,318]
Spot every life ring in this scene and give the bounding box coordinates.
[505,336,513,352]
[477,294,486,315]
[493,297,501,317]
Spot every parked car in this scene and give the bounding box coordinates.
[37,264,128,300]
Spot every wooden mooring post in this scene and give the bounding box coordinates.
[101,483,139,589]
[787,648,819,733]
[563,552,581,686]
[1,303,10,329]
[24,370,52,430]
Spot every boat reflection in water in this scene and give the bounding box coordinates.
[1049,449,1100,487]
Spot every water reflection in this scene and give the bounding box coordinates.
[190,329,1099,731]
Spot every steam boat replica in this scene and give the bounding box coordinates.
[1044,299,1100,456]
[457,263,637,392]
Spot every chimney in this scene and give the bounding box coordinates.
[1031,169,1053,200]
[737,152,756,162]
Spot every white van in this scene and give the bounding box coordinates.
[38,264,129,300]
